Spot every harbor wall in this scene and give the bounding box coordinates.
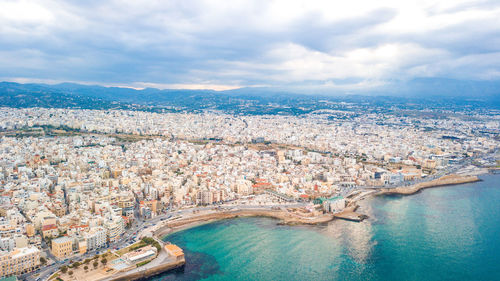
[377,174,480,196]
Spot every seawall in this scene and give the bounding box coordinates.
[376,174,480,196]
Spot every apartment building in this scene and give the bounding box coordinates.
[0,247,40,277]
[51,236,73,259]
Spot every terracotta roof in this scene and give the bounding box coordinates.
[42,224,57,231]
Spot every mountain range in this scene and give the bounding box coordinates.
[0,78,499,114]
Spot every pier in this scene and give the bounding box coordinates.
[333,204,368,222]
[334,212,368,222]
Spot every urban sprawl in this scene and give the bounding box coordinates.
[0,106,498,280]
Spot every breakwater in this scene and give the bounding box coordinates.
[333,204,368,222]
[376,174,480,196]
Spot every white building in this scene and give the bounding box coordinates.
[104,216,124,243]
[85,227,107,250]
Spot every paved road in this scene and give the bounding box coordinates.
[21,201,304,281]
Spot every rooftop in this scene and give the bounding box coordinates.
[52,236,72,244]
[165,244,184,257]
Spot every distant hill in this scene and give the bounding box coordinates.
[0,78,498,113]
[0,82,324,114]
[0,82,125,109]
[49,83,217,105]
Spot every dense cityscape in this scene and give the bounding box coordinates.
[0,105,498,280]
[2,0,500,279]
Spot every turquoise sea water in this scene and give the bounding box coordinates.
[155,174,500,281]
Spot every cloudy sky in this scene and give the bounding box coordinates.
[1,0,500,91]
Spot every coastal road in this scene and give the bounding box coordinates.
[21,202,306,281]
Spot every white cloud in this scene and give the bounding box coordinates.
[0,0,499,90]
[219,42,450,84]
[0,0,53,24]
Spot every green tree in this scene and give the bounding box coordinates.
[93,261,99,268]
[40,257,47,265]
[152,241,161,251]
[68,270,73,276]
[84,265,89,271]
[60,266,68,274]
[101,258,107,266]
